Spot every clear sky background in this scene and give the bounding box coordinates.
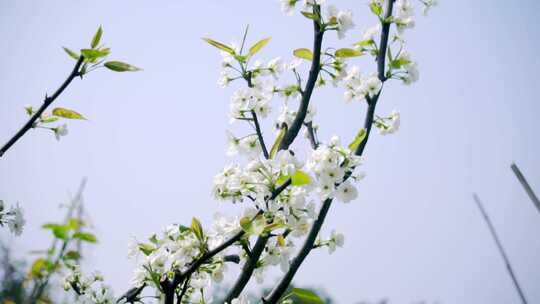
[1,1,539,303]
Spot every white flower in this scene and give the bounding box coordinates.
[231,296,251,304]
[326,5,355,39]
[335,180,358,203]
[328,230,345,253]
[266,57,285,78]
[7,203,25,236]
[127,237,139,259]
[364,74,382,97]
[280,0,298,15]
[54,124,69,141]
[288,58,303,70]
[218,71,231,88]
[362,24,381,41]
[403,62,419,84]
[422,0,438,16]
[377,110,401,135]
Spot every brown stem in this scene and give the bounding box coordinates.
[0,56,84,158]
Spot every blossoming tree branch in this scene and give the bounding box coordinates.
[1,0,437,303]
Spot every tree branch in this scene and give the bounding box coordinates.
[224,234,270,302]
[264,2,396,303]
[279,7,324,151]
[251,110,269,159]
[0,56,85,158]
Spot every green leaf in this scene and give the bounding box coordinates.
[269,127,286,159]
[73,232,97,243]
[62,47,80,60]
[348,128,367,152]
[191,217,204,241]
[149,234,159,244]
[353,39,374,48]
[249,37,271,57]
[30,258,47,278]
[390,58,412,69]
[80,48,110,61]
[301,11,317,20]
[335,48,364,58]
[139,243,155,256]
[63,250,81,260]
[276,174,290,186]
[289,288,324,304]
[293,48,313,61]
[370,2,383,16]
[263,222,288,233]
[104,61,141,72]
[239,217,252,233]
[53,226,70,240]
[291,170,311,186]
[52,107,86,120]
[202,38,235,54]
[40,116,59,124]
[91,26,103,49]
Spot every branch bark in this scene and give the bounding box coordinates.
[510,163,540,213]
[279,9,324,151]
[0,56,85,158]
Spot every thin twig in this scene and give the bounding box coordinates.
[510,163,540,213]
[0,56,85,158]
[472,193,528,304]
[279,5,324,151]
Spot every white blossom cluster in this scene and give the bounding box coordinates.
[374,110,401,135]
[305,136,363,202]
[128,219,237,286]
[63,266,115,304]
[280,0,355,39]
[343,67,382,102]
[0,200,25,236]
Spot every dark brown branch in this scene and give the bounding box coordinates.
[279,7,324,151]
[224,234,270,302]
[264,2,396,303]
[251,110,269,159]
[511,163,540,213]
[0,56,85,158]
[473,194,529,304]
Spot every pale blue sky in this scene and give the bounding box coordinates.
[1,1,539,303]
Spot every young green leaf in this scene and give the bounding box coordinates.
[390,58,412,69]
[80,48,110,61]
[191,217,204,241]
[289,288,324,304]
[62,47,80,60]
[348,128,367,151]
[139,244,155,256]
[335,48,364,58]
[293,48,313,61]
[239,217,252,234]
[370,2,383,16]
[104,61,141,72]
[249,37,271,57]
[63,250,81,260]
[52,107,86,120]
[291,170,312,186]
[73,232,97,243]
[139,243,156,256]
[269,127,287,159]
[202,38,235,54]
[301,11,317,20]
[91,26,103,49]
